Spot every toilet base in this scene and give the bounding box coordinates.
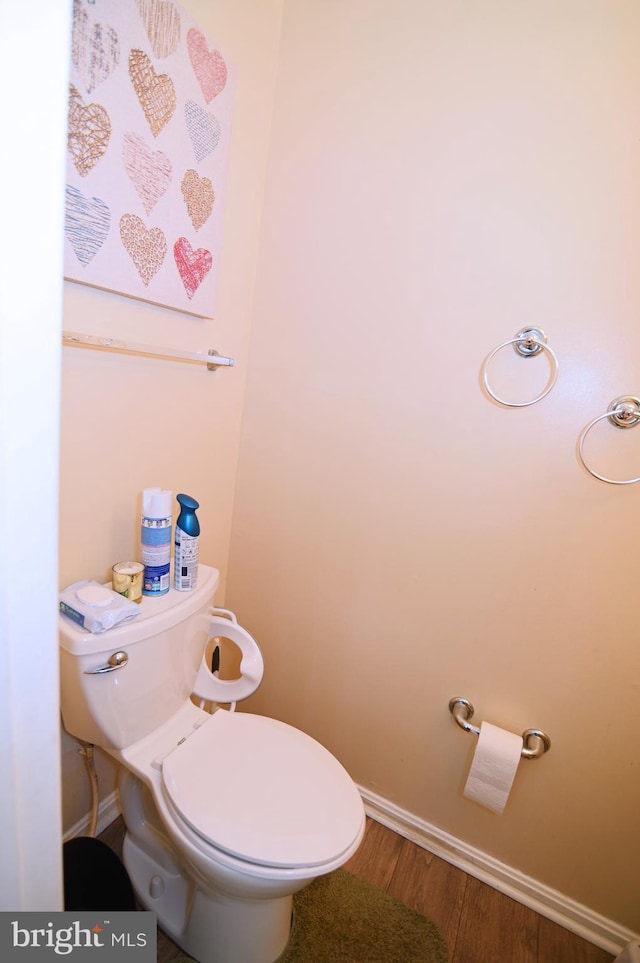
[123,833,293,963]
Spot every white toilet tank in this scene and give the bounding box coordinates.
[59,565,220,750]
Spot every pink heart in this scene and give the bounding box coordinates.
[173,237,212,299]
[122,132,172,215]
[187,28,227,103]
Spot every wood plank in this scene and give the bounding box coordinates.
[343,816,404,890]
[538,916,616,963]
[452,875,538,963]
[386,838,466,956]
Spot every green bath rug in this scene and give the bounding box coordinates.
[170,868,448,963]
[276,868,448,963]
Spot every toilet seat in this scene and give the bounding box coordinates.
[161,709,364,870]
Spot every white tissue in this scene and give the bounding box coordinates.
[463,721,523,814]
[59,580,140,634]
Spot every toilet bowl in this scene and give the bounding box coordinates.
[59,565,365,963]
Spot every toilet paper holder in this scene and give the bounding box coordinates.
[449,697,551,760]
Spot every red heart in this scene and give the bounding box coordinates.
[173,237,212,299]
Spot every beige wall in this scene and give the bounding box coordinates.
[227,0,640,933]
[59,0,640,937]
[59,0,283,829]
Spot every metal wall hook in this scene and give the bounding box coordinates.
[481,327,559,408]
[448,697,551,760]
[578,395,640,485]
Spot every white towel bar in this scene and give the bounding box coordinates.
[62,331,234,370]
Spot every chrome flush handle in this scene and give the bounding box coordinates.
[84,651,129,675]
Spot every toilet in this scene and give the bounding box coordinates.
[59,564,365,963]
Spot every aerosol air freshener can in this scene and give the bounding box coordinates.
[174,493,200,591]
[141,488,172,596]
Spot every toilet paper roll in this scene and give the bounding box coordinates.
[463,721,523,814]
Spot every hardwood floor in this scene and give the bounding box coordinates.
[98,815,616,963]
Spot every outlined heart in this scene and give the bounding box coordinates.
[123,132,172,215]
[65,185,111,267]
[184,101,220,162]
[135,0,181,59]
[120,213,167,286]
[187,27,227,103]
[129,49,176,138]
[173,237,212,299]
[71,0,120,94]
[180,169,214,230]
[68,85,112,178]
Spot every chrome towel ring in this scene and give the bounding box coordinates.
[482,327,559,408]
[578,395,640,485]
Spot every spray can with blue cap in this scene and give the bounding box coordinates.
[174,493,200,591]
[141,488,172,596]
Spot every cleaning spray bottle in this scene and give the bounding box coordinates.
[141,488,172,596]
[174,493,200,591]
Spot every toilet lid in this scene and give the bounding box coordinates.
[161,710,364,869]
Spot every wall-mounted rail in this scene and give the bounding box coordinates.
[62,331,234,371]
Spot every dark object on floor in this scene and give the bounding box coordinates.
[63,836,136,911]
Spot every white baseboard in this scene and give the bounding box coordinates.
[63,790,121,843]
[359,785,638,957]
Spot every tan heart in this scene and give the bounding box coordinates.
[135,0,181,59]
[180,169,214,231]
[67,84,111,177]
[123,133,172,216]
[129,48,176,138]
[120,213,167,286]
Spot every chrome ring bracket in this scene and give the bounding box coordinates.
[605,395,640,429]
[448,697,480,735]
[448,697,551,760]
[482,328,559,408]
[521,729,552,760]
[512,326,546,357]
[578,396,640,485]
[84,651,129,674]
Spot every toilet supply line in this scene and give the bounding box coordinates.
[76,741,99,838]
